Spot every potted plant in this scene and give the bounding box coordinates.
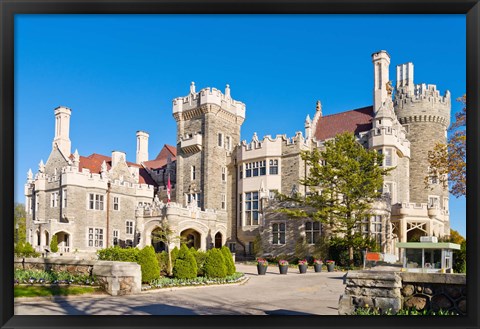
[278,259,289,274]
[257,258,268,275]
[313,259,323,272]
[326,260,335,272]
[298,259,308,274]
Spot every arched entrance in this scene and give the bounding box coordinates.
[214,232,222,248]
[151,227,167,253]
[44,230,50,247]
[54,231,71,253]
[180,229,201,250]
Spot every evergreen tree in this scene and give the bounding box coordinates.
[14,203,27,244]
[279,132,393,266]
[203,248,227,278]
[173,244,198,279]
[137,245,160,283]
[50,235,59,253]
[221,246,236,275]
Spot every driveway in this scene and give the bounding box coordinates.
[14,263,346,315]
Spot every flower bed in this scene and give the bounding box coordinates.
[144,272,245,290]
[14,269,98,286]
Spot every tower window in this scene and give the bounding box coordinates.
[221,194,226,210]
[269,159,279,175]
[222,167,226,182]
[191,166,196,180]
[113,197,120,211]
[272,223,286,245]
[218,133,223,147]
[245,191,259,226]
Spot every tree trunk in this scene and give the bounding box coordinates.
[167,247,173,276]
[349,246,354,267]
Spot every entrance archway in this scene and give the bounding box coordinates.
[54,231,71,253]
[214,232,222,248]
[180,229,201,250]
[151,227,167,253]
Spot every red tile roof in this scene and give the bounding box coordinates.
[144,144,177,170]
[73,153,156,186]
[314,106,373,141]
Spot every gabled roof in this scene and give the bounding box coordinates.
[72,153,156,186]
[143,144,177,170]
[314,106,373,141]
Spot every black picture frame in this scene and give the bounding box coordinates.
[1,1,478,329]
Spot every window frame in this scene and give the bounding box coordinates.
[126,220,134,235]
[272,222,286,245]
[305,221,321,245]
[244,191,259,226]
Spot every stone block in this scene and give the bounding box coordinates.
[373,297,402,313]
[337,295,352,315]
[402,284,414,297]
[431,294,453,311]
[404,295,428,310]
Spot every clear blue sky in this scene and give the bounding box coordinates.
[14,14,466,237]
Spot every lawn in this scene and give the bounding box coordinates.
[14,285,101,298]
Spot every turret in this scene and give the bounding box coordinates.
[372,51,391,112]
[136,131,149,164]
[52,106,72,157]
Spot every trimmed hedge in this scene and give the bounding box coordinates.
[173,244,197,279]
[137,246,160,283]
[221,246,236,276]
[97,246,140,262]
[191,249,207,276]
[203,248,227,278]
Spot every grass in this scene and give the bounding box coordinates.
[14,285,100,298]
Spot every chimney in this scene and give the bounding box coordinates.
[372,50,391,112]
[52,106,72,157]
[136,131,149,164]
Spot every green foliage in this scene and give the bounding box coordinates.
[191,249,207,276]
[352,307,458,316]
[312,235,329,260]
[277,132,393,266]
[14,269,97,285]
[14,241,40,258]
[14,285,98,297]
[149,272,244,289]
[203,248,227,278]
[454,240,466,273]
[327,236,377,267]
[171,246,179,263]
[97,245,140,262]
[156,251,170,276]
[294,236,310,261]
[137,246,160,283]
[49,235,59,253]
[221,246,236,276]
[14,203,27,244]
[173,244,197,279]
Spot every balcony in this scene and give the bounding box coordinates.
[180,134,202,154]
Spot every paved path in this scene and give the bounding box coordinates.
[14,264,346,315]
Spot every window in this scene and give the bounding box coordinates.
[245,163,252,177]
[245,192,259,225]
[226,136,231,151]
[384,148,393,166]
[191,166,196,180]
[126,221,134,235]
[88,227,104,247]
[221,194,226,210]
[187,193,202,208]
[222,167,226,182]
[305,221,320,244]
[428,196,440,209]
[371,215,382,246]
[272,223,286,245]
[113,197,119,211]
[239,165,243,179]
[35,193,39,211]
[269,159,279,175]
[245,161,266,177]
[218,133,223,147]
[62,189,67,208]
[228,242,236,253]
[51,192,58,208]
[113,230,119,246]
[88,193,104,210]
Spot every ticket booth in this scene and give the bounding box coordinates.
[396,240,460,273]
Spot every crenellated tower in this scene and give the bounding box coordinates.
[172,82,245,220]
[394,62,451,235]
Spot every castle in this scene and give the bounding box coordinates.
[24,51,451,259]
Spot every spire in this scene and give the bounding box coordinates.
[73,149,80,168]
[316,100,322,117]
[190,81,196,94]
[38,160,45,173]
[27,168,33,181]
[225,84,231,98]
[101,160,107,173]
[305,114,311,127]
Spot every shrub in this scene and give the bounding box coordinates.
[192,249,207,276]
[221,246,236,276]
[156,251,170,276]
[203,248,227,278]
[453,240,466,273]
[14,241,40,258]
[170,246,179,264]
[50,235,59,253]
[97,246,140,262]
[137,246,160,283]
[173,244,197,279]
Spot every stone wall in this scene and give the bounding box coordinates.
[338,270,466,315]
[14,257,141,296]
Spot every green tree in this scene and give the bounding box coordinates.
[173,244,197,279]
[221,246,236,275]
[426,95,466,197]
[150,220,180,276]
[137,245,160,283]
[14,203,27,244]
[203,248,227,278]
[50,235,59,253]
[279,132,393,266]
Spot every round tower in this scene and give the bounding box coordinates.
[393,63,451,215]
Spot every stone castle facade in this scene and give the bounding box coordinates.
[24,51,451,259]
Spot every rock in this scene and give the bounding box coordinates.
[404,296,428,310]
[431,294,453,311]
[444,286,461,299]
[458,299,466,314]
[402,284,414,297]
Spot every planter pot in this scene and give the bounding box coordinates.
[298,264,308,274]
[278,265,289,275]
[327,263,335,272]
[314,264,322,272]
[257,264,268,275]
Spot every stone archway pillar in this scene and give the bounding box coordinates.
[200,234,206,251]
